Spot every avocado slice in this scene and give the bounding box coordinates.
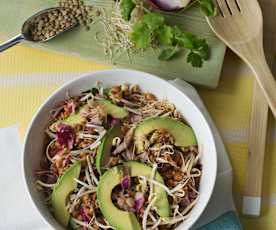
[98,99,129,119]
[51,162,81,227]
[134,117,197,153]
[97,161,170,230]
[68,217,80,230]
[50,111,85,131]
[96,124,123,175]
[50,99,128,131]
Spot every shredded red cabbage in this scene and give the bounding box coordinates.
[80,207,91,223]
[107,116,120,127]
[63,155,72,166]
[134,192,145,211]
[121,176,131,189]
[67,100,76,114]
[56,123,75,149]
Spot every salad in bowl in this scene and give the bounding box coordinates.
[23,70,217,230]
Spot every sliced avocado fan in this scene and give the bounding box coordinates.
[96,123,123,175]
[51,161,81,227]
[97,161,170,230]
[134,117,197,153]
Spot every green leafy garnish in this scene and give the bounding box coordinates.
[120,0,135,21]
[158,25,209,65]
[130,12,164,49]
[159,47,180,61]
[174,32,197,49]
[130,22,152,48]
[157,25,174,45]
[128,6,210,66]
[187,52,203,67]
[199,0,217,16]
[142,12,164,30]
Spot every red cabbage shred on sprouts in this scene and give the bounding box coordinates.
[56,123,75,149]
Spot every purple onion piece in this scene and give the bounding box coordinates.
[121,176,131,189]
[149,0,191,11]
[134,192,145,211]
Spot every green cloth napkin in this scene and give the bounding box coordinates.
[0,0,226,87]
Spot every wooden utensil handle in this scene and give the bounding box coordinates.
[243,82,268,216]
[248,54,276,118]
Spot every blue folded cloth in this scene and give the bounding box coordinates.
[198,211,241,230]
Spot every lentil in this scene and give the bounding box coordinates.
[28,0,100,41]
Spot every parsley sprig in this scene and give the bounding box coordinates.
[130,12,209,67]
[120,0,215,67]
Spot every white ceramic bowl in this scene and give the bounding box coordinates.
[23,69,217,230]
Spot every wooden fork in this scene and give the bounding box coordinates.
[206,0,276,118]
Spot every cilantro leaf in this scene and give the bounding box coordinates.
[199,0,217,16]
[157,25,174,45]
[121,0,135,21]
[194,39,209,60]
[187,51,203,67]
[159,47,180,61]
[130,22,152,48]
[142,12,164,30]
[174,32,197,49]
[172,26,182,37]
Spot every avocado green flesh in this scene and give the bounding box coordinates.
[51,162,81,227]
[68,218,80,230]
[50,111,85,131]
[98,99,129,119]
[97,161,170,230]
[134,117,197,153]
[96,124,123,174]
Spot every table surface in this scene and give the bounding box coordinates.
[0,42,276,230]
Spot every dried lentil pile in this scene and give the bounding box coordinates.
[28,0,100,41]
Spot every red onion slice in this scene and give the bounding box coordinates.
[149,0,191,11]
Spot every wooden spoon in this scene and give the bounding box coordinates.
[206,0,276,118]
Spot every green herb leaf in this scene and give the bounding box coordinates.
[172,26,182,37]
[142,12,165,30]
[187,51,203,67]
[157,25,174,45]
[194,39,209,60]
[174,32,196,49]
[159,47,180,61]
[121,0,135,21]
[199,0,217,16]
[130,22,152,48]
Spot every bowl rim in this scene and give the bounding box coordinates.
[22,69,217,230]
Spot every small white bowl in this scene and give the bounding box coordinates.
[23,69,217,230]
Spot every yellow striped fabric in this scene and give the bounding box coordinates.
[0,43,275,229]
